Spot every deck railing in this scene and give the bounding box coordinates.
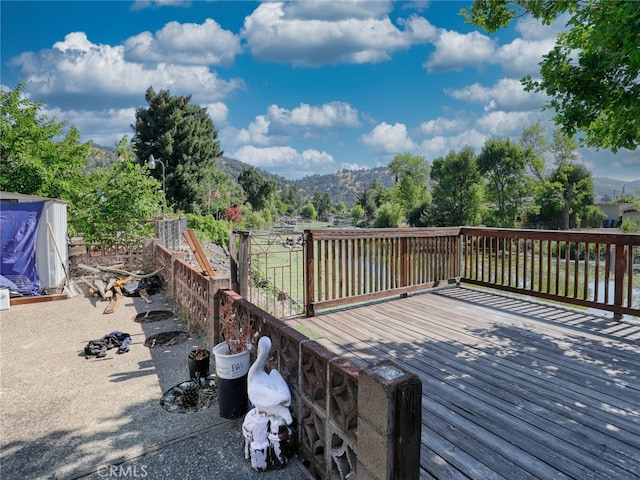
[460,227,640,319]
[304,228,461,316]
[303,227,640,318]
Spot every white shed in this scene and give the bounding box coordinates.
[0,191,68,294]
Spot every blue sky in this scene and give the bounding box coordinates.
[2,0,638,181]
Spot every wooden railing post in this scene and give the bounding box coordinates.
[233,230,250,298]
[614,244,627,320]
[400,236,409,296]
[213,289,221,346]
[305,230,315,317]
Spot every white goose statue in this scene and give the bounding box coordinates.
[247,336,292,425]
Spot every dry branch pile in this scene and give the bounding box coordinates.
[76,264,164,314]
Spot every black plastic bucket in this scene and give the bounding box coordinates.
[218,375,249,418]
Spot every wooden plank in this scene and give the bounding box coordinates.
[288,286,640,480]
[10,294,68,305]
[182,228,215,277]
[103,290,122,314]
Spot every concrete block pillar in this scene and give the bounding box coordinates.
[356,360,422,480]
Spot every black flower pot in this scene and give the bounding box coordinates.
[188,347,210,381]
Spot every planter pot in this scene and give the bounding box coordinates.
[188,347,210,381]
[213,342,251,418]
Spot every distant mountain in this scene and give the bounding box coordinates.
[86,144,117,171]
[294,167,395,205]
[592,177,640,202]
[214,158,394,205]
[214,156,290,189]
[89,145,638,206]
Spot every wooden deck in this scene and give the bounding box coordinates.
[286,286,640,480]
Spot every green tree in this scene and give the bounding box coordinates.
[356,180,386,225]
[550,126,578,167]
[351,204,366,226]
[463,1,640,152]
[185,213,231,248]
[312,192,333,219]
[237,166,276,211]
[536,163,596,230]
[431,146,484,226]
[69,137,163,243]
[280,183,303,214]
[373,202,403,228]
[300,203,317,220]
[132,87,224,213]
[333,201,348,216]
[519,121,548,181]
[477,138,528,227]
[0,83,91,199]
[406,201,434,227]
[388,153,431,215]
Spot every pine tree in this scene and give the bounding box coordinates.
[132,87,225,213]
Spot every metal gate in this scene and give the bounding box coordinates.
[229,230,305,318]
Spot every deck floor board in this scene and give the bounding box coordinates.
[286,286,640,480]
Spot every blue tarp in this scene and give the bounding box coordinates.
[0,201,43,295]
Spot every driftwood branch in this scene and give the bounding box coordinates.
[76,263,164,279]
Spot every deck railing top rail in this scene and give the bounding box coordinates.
[460,226,640,245]
[306,226,461,240]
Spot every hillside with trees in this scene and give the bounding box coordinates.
[4,82,639,247]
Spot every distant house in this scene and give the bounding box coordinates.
[596,202,637,227]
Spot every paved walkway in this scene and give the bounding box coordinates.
[0,288,312,480]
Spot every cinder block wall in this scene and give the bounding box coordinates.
[154,242,422,480]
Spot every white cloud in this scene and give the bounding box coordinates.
[224,100,360,149]
[339,162,368,171]
[515,12,570,41]
[578,148,640,180]
[44,106,136,148]
[476,110,543,136]
[418,129,487,159]
[10,32,243,109]
[230,145,336,178]
[242,2,433,66]
[401,15,439,42]
[424,29,496,72]
[124,19,241,66]
[445,78,546,112]
[231,115,273,146]
[205,102,228,126]
[360,122,417,153]
[267,102,360,128]
[284,0,394,21]
[425,12,566,77]
[495,37,555,77]
[419,116,468,136]
[131,0,191,11]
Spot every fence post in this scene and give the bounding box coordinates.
[232,230,250,298]
[357,360,422,480]
[213,289,221,346]
[304,230,315,317]
[400,236,409,296]
[208,276,231,347]
[613,244,627,320]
